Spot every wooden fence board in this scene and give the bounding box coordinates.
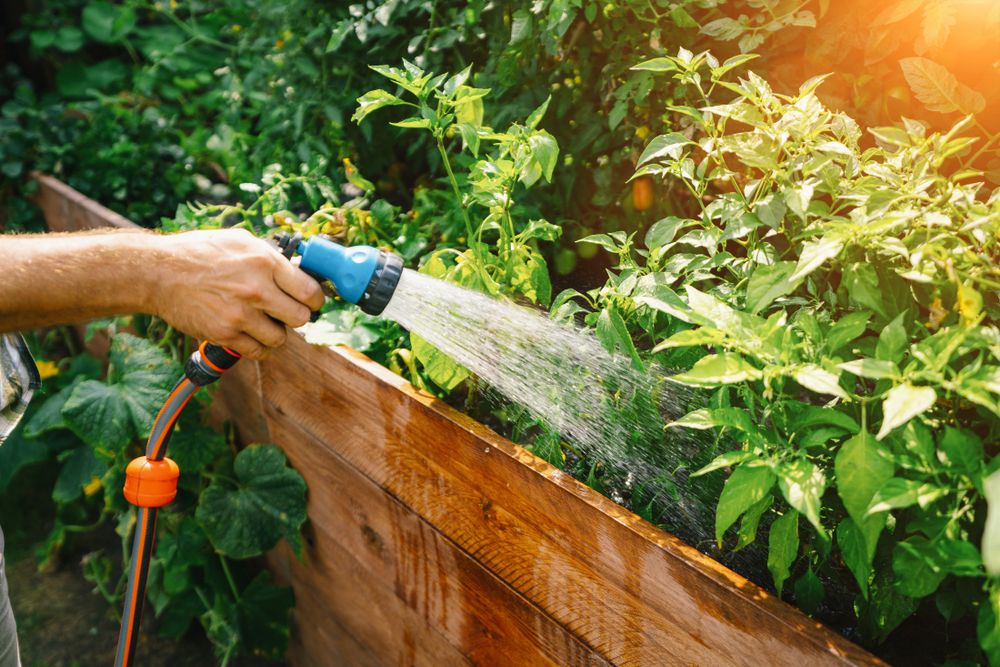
[258,332,887,667]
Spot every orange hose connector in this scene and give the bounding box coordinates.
[123,457,180,508]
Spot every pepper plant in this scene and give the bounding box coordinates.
[580,47,1000,660]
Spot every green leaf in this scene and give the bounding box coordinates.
[838,359,901,380]
[82,1,135,43]
[525,95,551,130]
[777,458,826,534]
[303,308,382,352]
[630,58,678,73]
[237,572,295,658]
[645,216,690,251]
[609,100,628,131]
[867,477,944,514]
[835,432,894,555]
[157,516,208,594]
[855,562,919,644]
[25,376,86,439]
[790,234,844,282]
[30,30,56,49]
[691,450,760,477]
[167,411,226,474]
[794,565,825,616]
[768,510,799,598]
[893,538,947,598]
[195,444,308,559]
[838,518,872,598]
[529,132,559,182]
[736,495,773,551]
[637,133,693,166]
[746,262,799,314]
[62,334,182,451]
[842,263,886,318]
[456,122,481,157]
[792,364,850,400]
[938,426,983,472]
[352,90,405,124]
[326,20,353,52]
[715,463,776,545]
[391,117,431,129]
[597,308,644,372]
[652,327,725,352]
[876,383,937,440]
[876,312,909,364]
[0,417,48,494]
[411,333,470,392]
[670,353,761,386]
[788,406,860,435]
[510,9,532,44]
[53,444,106,503]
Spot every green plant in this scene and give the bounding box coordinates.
[1,322,305,663]
[584,47,1000,660]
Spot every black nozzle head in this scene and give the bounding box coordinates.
[356,251,403,316]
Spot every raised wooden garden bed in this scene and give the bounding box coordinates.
[31,173,890,667]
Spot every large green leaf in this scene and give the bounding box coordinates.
[768,510,799,598]
[777,458,826,534]
[24,377,85,438]
[837,518,872,598]
[597,308,644,372]
[876,383,937,440]
[81,1,135,43]
[790,234,843,282]
[794,565,824,616]
[196,445,307,559]
[62,334,181,451]
[746,262,799,314]
[736,495,773,551]
[835,432,894,556]
[715,462,775,545]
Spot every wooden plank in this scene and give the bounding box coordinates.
[210,359,270,447]
[266,409,611,667]
[269,536,466,667]
[260,332,888,667]
[30,171,137,232]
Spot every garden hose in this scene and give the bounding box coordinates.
[113,233,402,667]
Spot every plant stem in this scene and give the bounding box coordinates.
[435,137,490,286]
[220,640,237,667]
[219,554,241,601]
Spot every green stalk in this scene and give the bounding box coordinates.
[219,554,241,601]
[435,138,490,287]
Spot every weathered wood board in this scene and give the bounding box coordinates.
[34,173,889,667]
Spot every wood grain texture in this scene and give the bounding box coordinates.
[259,332,888,667]
[30,171,137,232]
[266,408,611,667]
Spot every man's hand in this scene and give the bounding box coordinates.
[0,228,325,360]
[151,230,325,359]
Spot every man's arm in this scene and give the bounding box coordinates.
[0,228,325,360]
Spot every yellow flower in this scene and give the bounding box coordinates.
[83,476,103,497]
[635,125,652,140]
[958,282,983,325]
[275,39,285,49]
[36,360,59,380]
[169,0,177,8]
[233,24,242,32]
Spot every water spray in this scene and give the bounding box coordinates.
[114,234,402,667]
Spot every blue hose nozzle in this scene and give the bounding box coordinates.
[295,236,403,316]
